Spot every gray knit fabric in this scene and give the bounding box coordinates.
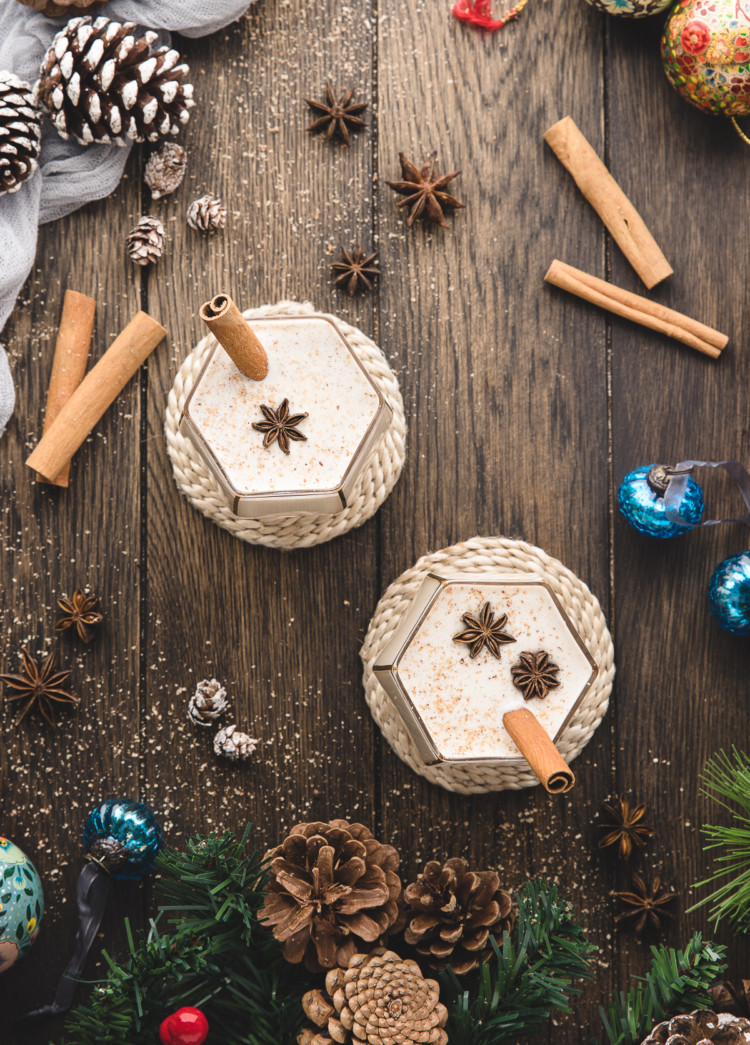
[0,0,250,438]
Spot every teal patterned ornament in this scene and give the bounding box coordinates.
[0,837,43,974]
[584,0,673,18]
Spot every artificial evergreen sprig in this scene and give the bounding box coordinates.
[439,878,597,1045]
[598,933,728,1045]
[689,747,750,933]
[63,827,312,1045]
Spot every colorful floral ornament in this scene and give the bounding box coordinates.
[584,0,673,18]
[0,837,44,974]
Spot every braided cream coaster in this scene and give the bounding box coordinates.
[165,302,406,550]
[360,536,615,794]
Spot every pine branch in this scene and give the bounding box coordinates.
[598,933,728,1045]
[689,748,750,933]
[440,878,597,1045]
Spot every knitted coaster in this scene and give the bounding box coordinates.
[360,536,615,794]
[165,301,406,550]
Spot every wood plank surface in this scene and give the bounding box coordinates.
[1,0,749,1042]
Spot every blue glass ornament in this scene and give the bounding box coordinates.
[618,464,704,538]
[83,798,163,881]
[708,553,750,635]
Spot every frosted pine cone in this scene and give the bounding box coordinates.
[0,73,43,197]
[34,16,194,147]
[186,194,226,232]
[144,142,187,199]
[126,216,164,266]
[15,0,104,17]
[641,1010,750,1045]
[188,678,228,727]
[213,724,257,761]
[300,948,448,1045]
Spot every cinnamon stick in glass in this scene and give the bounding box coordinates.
[545,259,727,358]
[503,708,575,794]
[544,116,673,289]
[38,290,96,487]
[26,311,166,483]
[199,294,268,381]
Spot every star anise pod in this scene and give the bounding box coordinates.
[453,602,516,660]
[56,589,103,643]
[510,650,560,701]
[331,246,380,295]
[252,399,308,455]
[0,649,78,727]
[598,796,654,860]
[305,82,367,146]
[386,151,465,228]
[615,874,677,938]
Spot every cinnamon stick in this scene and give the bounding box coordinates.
[199,294,268,381]
[38,290,96,487]
[503,708,575,794]
[26,311,166,483]
[545,259,727,359]
[544,116,673,289]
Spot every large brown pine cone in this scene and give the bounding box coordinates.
[0,73,42,197]
[300,947,448,1045]
[15,0,104,18]
[261,820,401,973]
[641,1010,750,1045]
[403,857,514,974]
[712,984,750,1020]
[34,16,194,147]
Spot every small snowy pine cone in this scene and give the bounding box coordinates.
[186,194,226,232]
[126,215,165,266]
[144,142,187,199]
[214,724,258,762]
[187,678,228,727]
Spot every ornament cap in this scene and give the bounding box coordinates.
[646,463,692,495]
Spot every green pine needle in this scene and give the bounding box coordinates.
[689,747,750,932]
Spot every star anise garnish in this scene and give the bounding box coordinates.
[453,602,516,660]
[386,151,465,228]
[252,399,308,455]
[0,649,78,727]
[331,246,380,295]
[510,650,560,701]
[615,874,677,937]
[56,589,103,644]
[598,796,654,860]
[305,82,367,146]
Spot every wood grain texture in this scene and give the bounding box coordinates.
[1,0,749,1042]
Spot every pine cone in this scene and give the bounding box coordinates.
[126,216,164,266]
[641,1010,750,1045]
[34,16,194,147]
[261,820,402,973]
[712,983,750,1020]
[0,73,42,197]
[403,857,514,974]
[15,0,104,18]
[144,141,187,199]
[300,948,448,1045]
[213,724,257,761]
[186,194,226,232]
[188,678,228,727]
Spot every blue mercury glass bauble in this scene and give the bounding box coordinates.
[708,553,750,635]
[83,799,163,881]
[0,837,44,974]
[617,464,704,538]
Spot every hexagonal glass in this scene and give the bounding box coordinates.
[180,315,392,518]
[374,572,598,766]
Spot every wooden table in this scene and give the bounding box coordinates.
[2,2,749,1041]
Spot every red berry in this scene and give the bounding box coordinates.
[158,1007,209,1045]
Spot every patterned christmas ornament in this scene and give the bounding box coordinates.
[618,463,704,538]
[0,72,43,197]
[584,0,673,17]
[34,16,194,147]
[0,837,43,974]
[708,552,750,635]
[662,0,750,116]
[83,797,163,880]
[159,1006,209,1045]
